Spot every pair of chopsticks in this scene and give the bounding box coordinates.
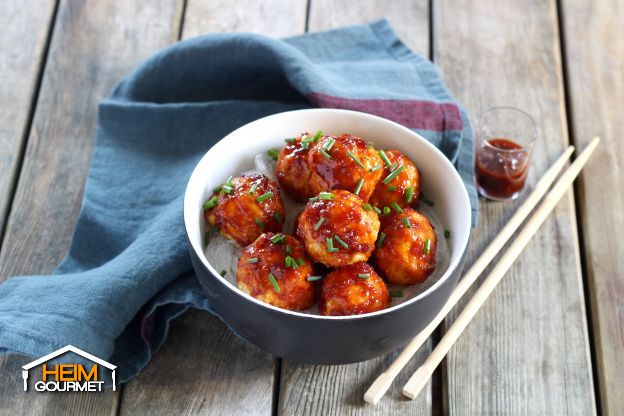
[365,136,600,404]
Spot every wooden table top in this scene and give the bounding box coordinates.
[0,0,621,415]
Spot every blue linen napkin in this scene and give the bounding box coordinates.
[0,20,477,382]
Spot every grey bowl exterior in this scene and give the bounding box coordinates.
[188,235,467,364]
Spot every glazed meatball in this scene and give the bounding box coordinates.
[318,262,391,316]
[374,208,436,285]
[308,134,384,201]
[274,132,322,201]
[204,174,285,246]
[369,150,421,210]
[237,233,317,311]
[296,190,379,268]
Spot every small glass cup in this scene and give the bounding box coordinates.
[474,107,537,201]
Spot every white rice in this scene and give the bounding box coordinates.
[203,153,450,313]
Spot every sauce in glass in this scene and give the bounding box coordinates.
[475,138,529,200]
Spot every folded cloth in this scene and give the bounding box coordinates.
[0,20,477,382]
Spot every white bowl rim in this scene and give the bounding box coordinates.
[184,108,471,320]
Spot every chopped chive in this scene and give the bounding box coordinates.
[402,217,411,228]
[376,232,386,248]
[444,229,451,239]
[307,275,323,282]
[221,185,233,194]
[420,195,435,206]
[270,234,285,244]
[347,151,365,169]
[370,164,382,172]
[285,256,292,267]
[225,176,233,186]
[302,141,310,150]
[220,270,227,277]
[314,130,323,141]
[267,148,279,161]
[274,212,283,224]
[383,165,405,184]
[285,138,296,143]
[302,135,314,144]
[358,273,371,279]
[334,235,349,249]
[204,231,210,247]
[405,186,414,204]
[354,178,364,195]
[309,196,318,201]
[366,141,374,149]
[390,289,403,298]
[390,162,398,172]
[203,196,218,210]
[387,185,397,192]
[268,273,281,293]
[314,217,325,231]
[285,245,292,255]
[247,258,259,264]
[391,202,404,214]
[362,203,373,211]
[213,185,222,193]
[254,218,265,229]
[318,192,334,200]
[249,182,259,195]
[379,149,391,167]
[256,192,273,203]
[424,239,431,255]
[290,258,298,269]
[373,206,382,215]
[297,257,305,266]
[320,148,332,160]
[326,237,339,252]
[324,138,335,150]
[383,206,391,215]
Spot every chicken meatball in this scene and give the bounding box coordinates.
[296,190,379,268]
[237,233,317,311]
[369,150,421,210]
[318,262,391,316]
[274,132,322,202]
[374,208,436,285]
[204,174,285,246]
[308,134,384,201]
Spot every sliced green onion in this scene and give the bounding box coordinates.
[318,192,334,200]
[302,135,314,144]
[249,182,259,195]
[213,185,222,193]
[297,257,305,266]
[405,186,414,204]
[247,258,259,264]
[402,217,411,228]
[314,217,325,231]
[285,137,296,143]
[376,232,386,248]
[285,245,292,255]
[370,164,382,172]
[267,148,279,161]
[204,231,210,247]
[373,206,382,215]
[268,273,281,293]
[220,270,227,277]
[387,185,397,192]
[221,185,234,194]
[383,206,391,215]
[326,237,339,252]
[274,212,283,224]
[203,196,218,210]
[357,273,370,279]
[366,141,374,149]
[320,148,332,160]
[307,275,323,282]
[256,192,273,203]
[314,130,323,141]
[290,258,299,269]
[270,234,285,244]
[391,202,404,214]
[334,235,349,249]
[354,178,364,195]
[301,141,310,150]
[444,229,451,239]
[390,289,403,298]
[324,138,335,150]
[285,256,292,267]
[254,218,265,229]
[379,149,391,167]
[424,239,431,255]
[362,203,373,211]
[420,195,435,206]
[347,151,365,169]
[383,165,405,184]
[225,176,233,186]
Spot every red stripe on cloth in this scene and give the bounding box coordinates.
[307,92,463,131]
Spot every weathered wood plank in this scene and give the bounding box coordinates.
[0,0,56,239]
[560,0,624,413]
[434,0,596,414]
[277,1,435,415]
[0,0,183,415]
[118,1,307,415]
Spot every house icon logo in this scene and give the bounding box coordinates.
[22,345,116,392]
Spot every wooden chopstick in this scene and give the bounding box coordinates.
[402,137,600,400]
[364,145,575,405]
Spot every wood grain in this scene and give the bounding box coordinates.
[434,0,596,414]
[277,1,435,414]
[0,0,56,239]
[0,0,183,415]
[560,0,624,413]
[117,1,307,415]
